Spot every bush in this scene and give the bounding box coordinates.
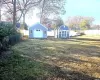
[0,22,17,39]
[80,32,85,35]
[0,22,21,53]
[9,33,21,45]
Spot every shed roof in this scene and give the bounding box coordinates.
[29,23,48,31]
[59,25,69,30]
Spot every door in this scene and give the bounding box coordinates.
[62,31,66,38]
[34,29,43,38]
[59,31,62,38]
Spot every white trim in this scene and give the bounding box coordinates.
[59,30,69,38]
[58,25,65,30]
[29,23,48,30]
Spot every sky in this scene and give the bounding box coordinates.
[26,0,100,26]
[62,0,100,25]
[25,9,40,26]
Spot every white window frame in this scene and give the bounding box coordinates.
[58,30,67,38]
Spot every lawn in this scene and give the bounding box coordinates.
[1,35,100,80]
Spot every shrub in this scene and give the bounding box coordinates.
[0,22,21,53]
[80,32,85,35]
[0,22,17,40]
[9,33,21,45]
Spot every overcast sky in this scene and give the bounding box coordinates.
[26,0,100,26]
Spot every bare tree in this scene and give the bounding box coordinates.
[66,16,94,30]
[0,0,2,21]
[0,0,5,21]
[12,0,17,28]
[2,0,17,29]
[53,17,64,38]
[1,0,14,22]
[38,0,66,24]
[17,0,42,28]
[1,0,42,27]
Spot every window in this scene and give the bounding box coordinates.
[36,29,40,31]
[59,32,61,33]
[62,31,66,37]
[30,30,32,33]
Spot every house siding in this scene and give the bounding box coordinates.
[29,23,47,38]
[29,29,33,38]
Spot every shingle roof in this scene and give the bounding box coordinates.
[59,25,69,30]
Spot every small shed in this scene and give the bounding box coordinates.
[55,25,70,38]
[29,23,48,38]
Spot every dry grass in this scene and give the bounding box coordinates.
[12,36,100,79]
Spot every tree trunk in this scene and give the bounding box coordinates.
[0,0,2,21]
[57,28,59,38]
[23,13,25,29]
[40,0,45,23]
[13,0,16,29]
[54,28,56,38]
[0,8,1,21]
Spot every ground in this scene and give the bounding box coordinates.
[0,35,100,80]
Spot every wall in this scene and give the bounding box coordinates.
[47,30,55,37]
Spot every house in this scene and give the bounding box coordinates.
[55,25,70,38]
[29,23,48,38]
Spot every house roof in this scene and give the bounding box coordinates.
[29,23,48,31]
[59,25,69,30]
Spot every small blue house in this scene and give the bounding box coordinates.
[55,25,70,38]
[29,23,48,38]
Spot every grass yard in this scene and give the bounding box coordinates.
[1,35,100,80]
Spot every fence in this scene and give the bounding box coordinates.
[84,30,100,35]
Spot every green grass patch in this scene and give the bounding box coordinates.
[0,51,54,80]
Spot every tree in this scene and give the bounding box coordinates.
[0,0,3,21]
[37,0,66,24]
[66,16,94,30]
[79,20,88,30]
[0,0,8,21]
[54,17,64,27]
[2,0,13,20]
[50,17,64,38]
[13,0,17,29]
[5,0,17,29]
[2,0,42,27]
[1,0,16,29]
[16,0,42,29]
[91,25,100,30]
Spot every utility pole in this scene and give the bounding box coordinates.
[12,0,16,29]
